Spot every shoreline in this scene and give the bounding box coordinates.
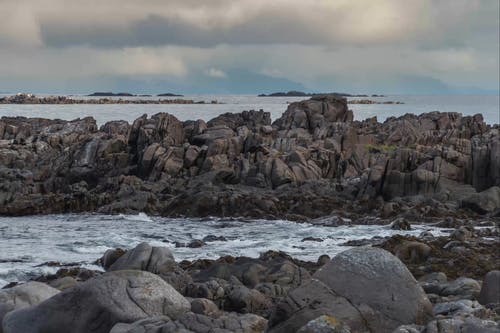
[0,94,219,105]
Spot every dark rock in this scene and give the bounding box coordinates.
[478,271,500,305]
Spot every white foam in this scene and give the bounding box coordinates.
[0,214,449,288]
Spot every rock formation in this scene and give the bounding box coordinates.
[0,95,498,219]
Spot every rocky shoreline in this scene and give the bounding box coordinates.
[0,95,498,220]
[0,94,499,332]
[0,221,498,332]
[0,93,217,104]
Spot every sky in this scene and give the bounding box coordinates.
[0,0,499,94]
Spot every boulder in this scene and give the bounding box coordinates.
[108,242,191,293]
[268,247,433,333]
[462,186,500,214]
[2,270,190,333]
[108,242,175,272]
[0,282,59,332]
[478,271,500,305]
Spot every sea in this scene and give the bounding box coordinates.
[0,214,450,287]
[0,93,498,287]
[0,94,498,125]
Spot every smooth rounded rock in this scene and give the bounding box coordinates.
[2,270,190,333]
[0,282,60,332]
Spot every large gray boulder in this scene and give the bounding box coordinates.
[108,242,175,272]
[108,242,191,292]
[268,247,433,333]
[2,270,190,333]
[0,282,60,332]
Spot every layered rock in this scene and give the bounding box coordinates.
[0,96,498,219]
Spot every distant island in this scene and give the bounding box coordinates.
[87,92,135,97]
[0,93,218,105]
[157,93,184,97]
[258,90,386,97]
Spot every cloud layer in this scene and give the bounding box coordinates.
[0,0,498,93]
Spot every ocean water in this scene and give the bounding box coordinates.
[0,94,498,125]
[0,214,449,287]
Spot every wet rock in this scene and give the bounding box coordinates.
[203,235,227,242]
[187,239,206,248]
[301,237,323,242]
[391,217,412,230]
[2,270,190,333]
[100,247,126,269]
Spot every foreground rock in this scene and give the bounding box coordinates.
[268,247,433,333]
[0,282,59,332]
[0,95,498,219]
[110,312,267,333]
[3,270,190,333]
[2,235,499,333]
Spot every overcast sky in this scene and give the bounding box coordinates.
[0,0,498,94]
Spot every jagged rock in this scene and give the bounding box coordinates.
[0,96,498,219]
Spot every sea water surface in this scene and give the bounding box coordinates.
[0,94,498,125]
[0,214,450,287]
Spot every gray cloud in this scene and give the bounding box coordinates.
[0,0,498,92]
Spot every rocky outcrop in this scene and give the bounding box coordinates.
[0,96,498,219]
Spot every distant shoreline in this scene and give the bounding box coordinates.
[258,90,386,98]
[0,94,218,105]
